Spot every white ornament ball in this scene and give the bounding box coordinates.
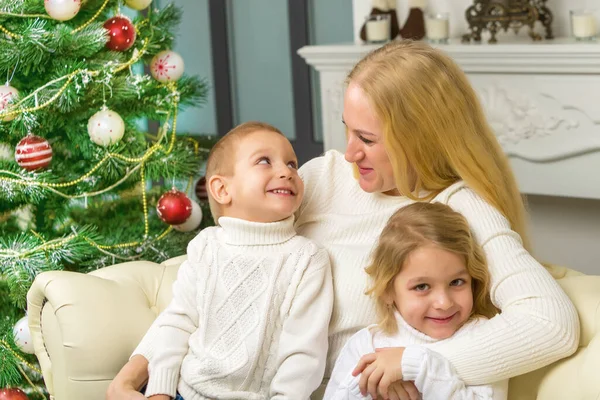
[87,108,125,146]
[124,0,152,10]
[13,316,34,354]
[173,199,203,232]
[44,0,82,21]
[150,50,185,83]
[0,85,19,122]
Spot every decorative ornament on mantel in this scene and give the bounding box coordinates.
[0,85,19,122]
[15,135,53,171]
[150,50,185,83]
[124,0,152,11]
[87,107,125,146]
[103,16,136,51]
[44,0,81,21]
[462,0,554,44]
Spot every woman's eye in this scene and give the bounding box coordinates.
[450,279,466,287]
[257,157,270,165]
[359,135,373,144]
[287,161,298,169]
[414,284,429,291]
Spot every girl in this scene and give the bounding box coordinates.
[325,202,507,400]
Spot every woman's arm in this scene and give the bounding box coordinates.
[430,185,579,384]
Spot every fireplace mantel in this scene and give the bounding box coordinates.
[298,40,600,200]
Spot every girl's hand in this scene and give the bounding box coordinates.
[148,395,170,400]
[352,347,406,399]
[386,381,421,400]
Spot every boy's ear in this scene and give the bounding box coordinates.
[208,175,231,206]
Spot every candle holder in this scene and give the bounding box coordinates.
[570,10,597,41]
[461,0,554,44]
[426,13,450,44]
[365,14,392,44]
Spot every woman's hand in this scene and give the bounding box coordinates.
[352,347,409,399]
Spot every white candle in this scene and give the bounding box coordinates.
[426,15,449,42]
[571,10,597,40]
[366,16,391,43]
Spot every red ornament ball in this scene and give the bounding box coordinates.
[157,189,193,225]
[0,388,29,400]
[103,16,136,51]
[15,135,52,171]
[195,176,208,201]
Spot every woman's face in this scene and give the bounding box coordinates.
[343,82,399,196]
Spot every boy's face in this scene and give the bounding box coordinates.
[225,130,304,223]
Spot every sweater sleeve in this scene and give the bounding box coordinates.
[270,248,334,400]
[324,329,374,400]
[403,346,494,399]
[429,186,579,385]
[144,236,207,398]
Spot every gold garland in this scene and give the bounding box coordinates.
[0,339,48,399]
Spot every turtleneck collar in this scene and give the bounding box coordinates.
[394,311,438,344]
[217,216,296,246]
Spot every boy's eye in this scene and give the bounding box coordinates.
[413,283,429,292]
[257,157,270,165]
[450,279,466,287]
[287,161,297,169]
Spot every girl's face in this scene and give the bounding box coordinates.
[343,82,399,196]
[386,244,474,339]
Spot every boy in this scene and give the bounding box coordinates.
[145,121,333,400]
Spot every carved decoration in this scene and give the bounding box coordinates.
[462,0,553,44]
[478,84,579,145]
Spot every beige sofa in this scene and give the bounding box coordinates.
[27,256,600,400]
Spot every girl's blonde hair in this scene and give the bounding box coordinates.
[365,202,499,334]
[347,40,530,251]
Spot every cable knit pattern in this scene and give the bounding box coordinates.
[144,216,333,400]
[137,149,579,391]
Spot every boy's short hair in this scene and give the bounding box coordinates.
[205,121,284,223]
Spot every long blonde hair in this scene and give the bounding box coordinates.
[347,40,530,250]
[365,202,499,335]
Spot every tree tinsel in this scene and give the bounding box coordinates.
[0,0,216,392]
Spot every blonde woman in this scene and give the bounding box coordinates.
[108,40,578,400]
[325,202,507,399]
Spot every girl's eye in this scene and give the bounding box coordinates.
[414,283,429,292]
[359,135,373,144]
[287,161,298,169]
[257,157,270,165]
[450,279,466,287]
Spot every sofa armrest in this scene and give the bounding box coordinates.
[27,258,183,400]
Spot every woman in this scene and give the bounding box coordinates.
[108,40,579,400]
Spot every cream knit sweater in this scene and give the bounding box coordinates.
[144,216,333,400]
[136,150,579,390]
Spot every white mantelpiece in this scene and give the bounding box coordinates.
[298,40,600,200]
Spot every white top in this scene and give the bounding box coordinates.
[143,216,333,400]
[325,313,508,400]
[136,150,579,389]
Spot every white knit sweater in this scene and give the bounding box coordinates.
[324,313,508,400]
[144,216,333,400]
[136,149,579,390]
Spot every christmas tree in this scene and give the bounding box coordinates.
[0,0,215,396]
